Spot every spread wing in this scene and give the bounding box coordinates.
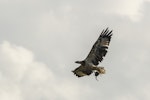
[85,28,113,65]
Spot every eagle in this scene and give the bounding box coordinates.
[72,28,113,80]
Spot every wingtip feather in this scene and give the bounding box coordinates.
[100,28,113,38]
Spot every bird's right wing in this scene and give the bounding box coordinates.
[85,28,113,65]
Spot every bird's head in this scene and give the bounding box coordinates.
[75,61,82,64]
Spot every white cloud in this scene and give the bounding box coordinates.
[70,0,149,22]
[86,0,145,22]
[113,0,144,22]
[0,0,150,100]
[0,41,53,99]
[0,41,90,100]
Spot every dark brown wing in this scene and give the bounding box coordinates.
[85,28,113,65]
[72,65,93,77]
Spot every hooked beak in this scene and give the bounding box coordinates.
[75,61,85,66]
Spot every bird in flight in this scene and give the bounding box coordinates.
[72,28,113,80]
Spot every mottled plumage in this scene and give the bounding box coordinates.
[72,28,113,78]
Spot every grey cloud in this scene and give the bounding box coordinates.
[0,0,150,100]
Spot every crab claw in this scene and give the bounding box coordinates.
[95,71,99,81]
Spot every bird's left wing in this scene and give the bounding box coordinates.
[72,65,93,77]
[85,28,113,65]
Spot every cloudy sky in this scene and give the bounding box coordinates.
[0,0,150,100]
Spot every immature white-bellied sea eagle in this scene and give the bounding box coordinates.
[72,28,113,80]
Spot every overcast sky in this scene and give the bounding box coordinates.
[0,0,150,100]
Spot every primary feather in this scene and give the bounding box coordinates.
[85,28,112,65]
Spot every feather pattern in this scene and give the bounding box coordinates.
[72,65,93,77]
[85,28,112,65]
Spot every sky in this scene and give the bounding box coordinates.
[0,0,150,100]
